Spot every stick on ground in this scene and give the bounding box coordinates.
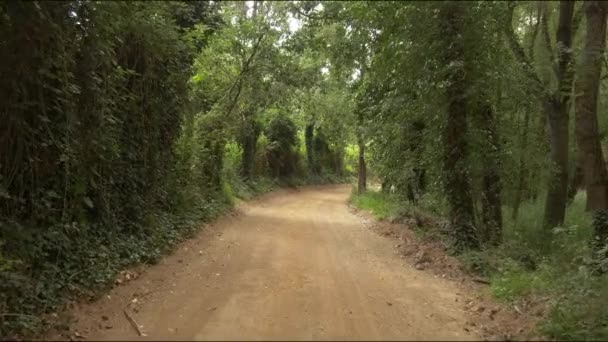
[123,309,144,336]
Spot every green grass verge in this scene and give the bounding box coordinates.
[349,189,402,220]
[351,189,608,341]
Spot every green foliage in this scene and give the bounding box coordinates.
[306,1,607,340]
[265,115,300,178]
[343,144,359,176]
[0,1,228,337]
[7,0,607,340]
[354,187,606,340]
[350,191,402,221]
[542,273,608,341]
[456,193,607,340]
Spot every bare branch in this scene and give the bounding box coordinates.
[219,28,269,118]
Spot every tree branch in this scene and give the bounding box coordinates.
[220,28,269,118]
[504,3,546,94]
[294,7,341,22]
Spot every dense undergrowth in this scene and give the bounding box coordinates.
[5,1,608,341]
[1,161,345,339]
[350,189,608,341]
[0,2,357,339]
[0,124,348,339]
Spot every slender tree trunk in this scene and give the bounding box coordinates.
[543,1,575,229]
[479,103,503,245]
[305,122,315,174]
[574,0,608,255]
[543,97,570,227]
[439,2,478,251]
[356,62,368,195]
[408,121,426,203]
[512,110,530,220]
[357,135,366,194]
[568,152,585,203]
[240,133,255,180]
[212,140,224,190]
[239,119,258,180]
[532,106,550,201]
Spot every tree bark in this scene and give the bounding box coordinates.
[407,121,426,204]
[439,2,478,251]
[574,0,608,254]
[504,2,575,226]
[512,109,530,220]
[543,97,570,227]
[479,103,503,245]
[567,152,585,203]
[305,122,315,174]
[512,4,541,217]
[543,1,575,229]
[357,135,366,194]
[239,119,259,180]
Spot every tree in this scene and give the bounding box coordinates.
[542,1,575,229]
[192,1,296,180]
[574,0,608,255]
[505,1,577,228]
[438,2,479,251]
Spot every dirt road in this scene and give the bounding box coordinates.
[69,185,478,340]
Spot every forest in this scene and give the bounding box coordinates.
[1,0,608,340]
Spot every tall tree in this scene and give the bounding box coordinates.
[355,77,368,194]
[478,101,503,245]
[574,0,608,254]
[357,118,367,194]
[505,1,576,228]
[543,1,575,228]
[439,2,479,251]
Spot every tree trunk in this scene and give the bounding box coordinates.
[567,152,585,203]
[240,133,255,180]
[212,140,224,190]
[407,121,426,204]
[512,109,530,220]
[438,2,478,251]
[357,136,366,194]
[479,103,503,246]
[239,120,259,180]
[574,0,608,255]
[543,1,575,229]
[532,103,550,201]
[305,122,315,174]
[543,98,570,228]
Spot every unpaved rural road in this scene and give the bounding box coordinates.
[69,185,478,340]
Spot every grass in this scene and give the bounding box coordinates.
[228,176,278,201]
[227,173,348,202]
[461,193,608,340]
[350,188,608,341]
[349,189,402,221]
